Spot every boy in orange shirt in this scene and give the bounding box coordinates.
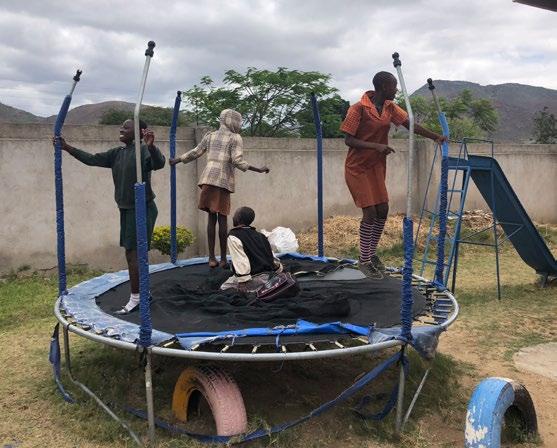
[341,71,445,278]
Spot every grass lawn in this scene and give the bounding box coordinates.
[1,216,555,447]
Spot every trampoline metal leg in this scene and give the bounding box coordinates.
[395,347,407,435]
[540,273,548,288]
[63,325,71,372]
[493,221,501,300]
[62,325,144,446]
[144,349,156,445]
[401,368,430,432]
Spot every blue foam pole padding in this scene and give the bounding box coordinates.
[438,112,450,154]
[435,156,449,286]
[434,111,450,286]
[400,218,414,341]
[134,183,152,347]
[54,95,73,296]
[169,92,181,264]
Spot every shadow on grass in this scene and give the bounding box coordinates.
[40,339,472,448]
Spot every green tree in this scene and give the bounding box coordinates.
[99,106,185,126]
[181,67,345,137]
[395,89,498,140]
[296,94,350,138]
[532,107,557,144]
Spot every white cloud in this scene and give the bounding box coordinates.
[0,0,555,115]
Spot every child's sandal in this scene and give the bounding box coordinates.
[219,260,229,269]
[208,259,219,268]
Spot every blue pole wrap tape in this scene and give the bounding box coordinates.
[169,93,181,264]
[400,217,414,341]
[54,95,72,296]
[134,183,152,347]
[438,112,450,155]
[434,110,450,286]
[435,156,449,286]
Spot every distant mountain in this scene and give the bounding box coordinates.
[0,102,43,123]
[0,100,141,126]
[412,81,557,142]
[43,100,136,125]
[2,81,557,142]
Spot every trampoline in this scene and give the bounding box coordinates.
[50,47,459,445]
[56,254,457,359]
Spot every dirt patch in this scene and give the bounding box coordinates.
[514,342,557,382]
[441,319,557,447]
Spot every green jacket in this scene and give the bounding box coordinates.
[69,142,165,209]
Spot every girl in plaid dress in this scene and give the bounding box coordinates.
[170,109,269,268]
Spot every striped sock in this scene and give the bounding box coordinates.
[369,218,387,258]
[359,220,374,263]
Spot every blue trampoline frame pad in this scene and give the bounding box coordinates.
[56,253,459,360]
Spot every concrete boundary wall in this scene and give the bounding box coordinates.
[1,123,555,273]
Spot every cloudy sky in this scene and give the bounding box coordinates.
[1,0,555,116]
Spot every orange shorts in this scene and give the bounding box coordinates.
[345,161,388,208]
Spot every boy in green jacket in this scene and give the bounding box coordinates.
[54,119,165,314]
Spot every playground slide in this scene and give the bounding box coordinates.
[464,155,557,280]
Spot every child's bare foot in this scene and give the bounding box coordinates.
[208,258,218,268]
[219,259,229,269]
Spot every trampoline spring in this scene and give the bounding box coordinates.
[221,345,231,353]
[190,344,200,351]
[421,319,438,325]
[308,343,317,351]
[281,345,287,353]
[356,337,369,345]
[251,345,260,354]
[334,341,345,349]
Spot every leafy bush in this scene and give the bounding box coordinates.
[151,226,194,256]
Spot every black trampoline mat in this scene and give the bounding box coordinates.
[97,259,427,334]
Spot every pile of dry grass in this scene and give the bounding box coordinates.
[297,214,405,257]
[297,211,557,257]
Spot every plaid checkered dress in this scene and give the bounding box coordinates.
[180,109,249,193]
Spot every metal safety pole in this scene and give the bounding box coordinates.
[169,91,182,264]
[53,69,82,297]
[133,40,156,446]
[393,52,415,218]
[145,349,156,444]
[427,78,450,286]
[392,51,415,436]
[310,93,324,258]
[134,41,155,183]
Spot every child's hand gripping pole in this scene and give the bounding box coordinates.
[427,78,450,156]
